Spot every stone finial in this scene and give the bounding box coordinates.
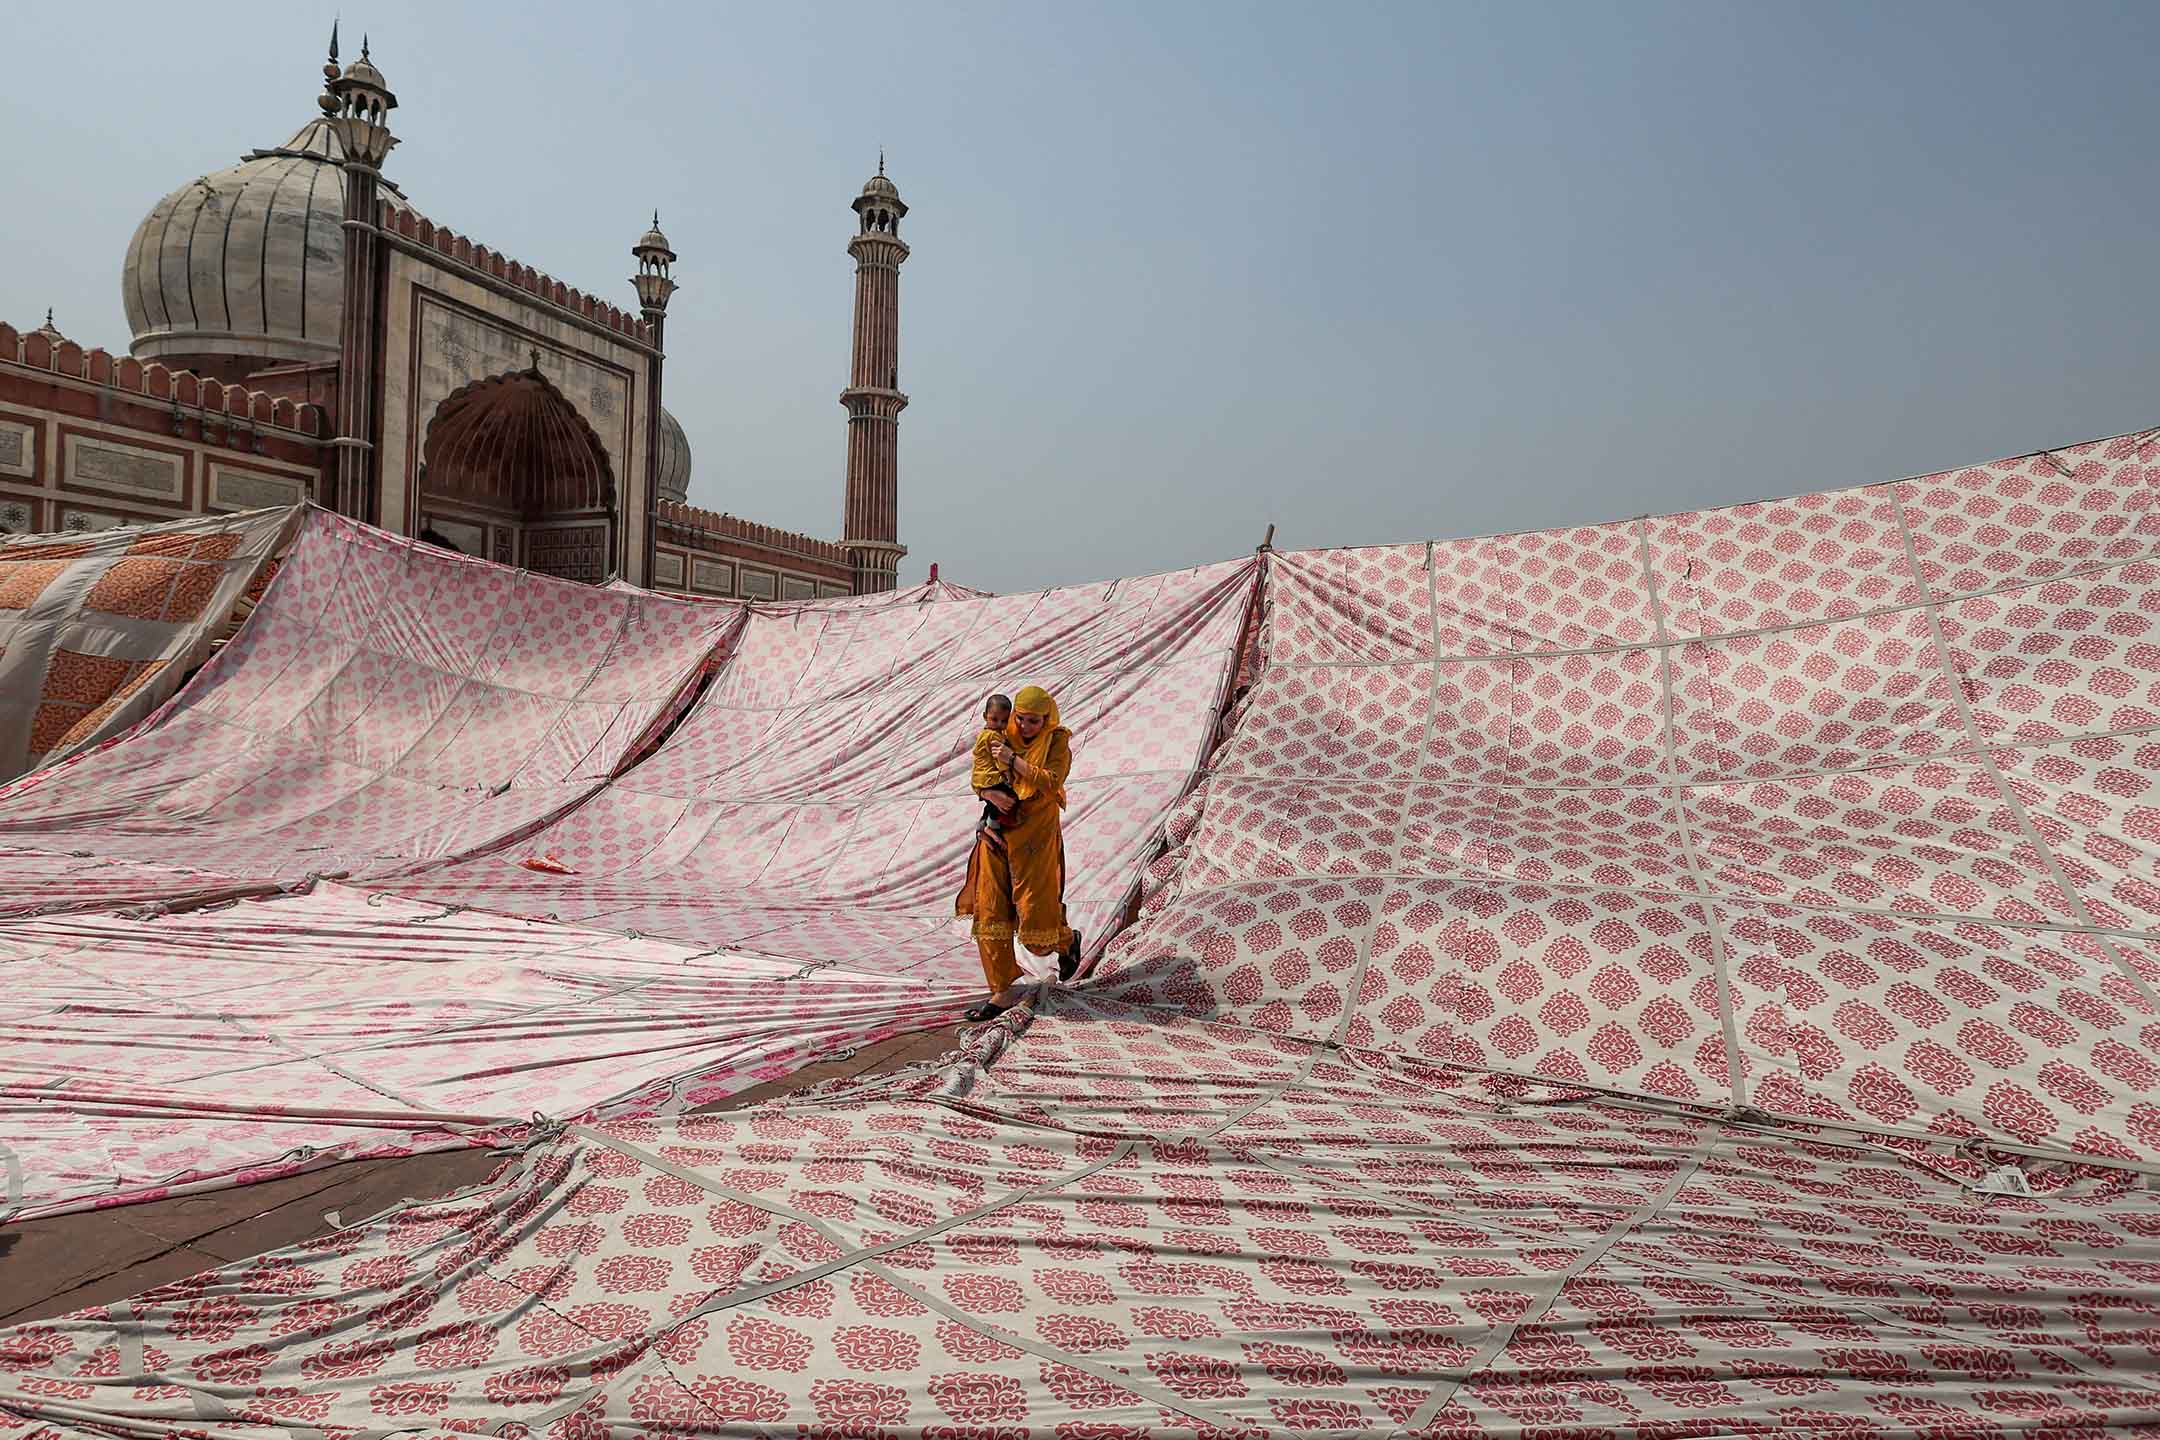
[319,31,398,166]
[632,210,678,319]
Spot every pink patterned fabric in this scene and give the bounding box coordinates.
[3,434,2158,1436]
[2,995,2154,1436]
[0,511,742,917]
[0,544,1256,1219]
[0,884,952,1220]
[1102,429,2160,1165]
[381,559,1259,986]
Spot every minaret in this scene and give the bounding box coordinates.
[839,157,909,593]
[632,213,678,585]
[319,26,398,520]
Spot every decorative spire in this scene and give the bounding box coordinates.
[633,211,678,319]
[878,149,885,177]
[318,31,398,166]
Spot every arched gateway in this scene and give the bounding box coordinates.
[418,362,615,582]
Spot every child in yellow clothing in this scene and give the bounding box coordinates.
[971,692,1019,851]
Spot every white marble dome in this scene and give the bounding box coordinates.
[121,116,416,380]
[655,406,692,503]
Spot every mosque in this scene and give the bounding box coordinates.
[0,29,911,598]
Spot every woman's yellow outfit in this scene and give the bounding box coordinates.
[956,686,1076,992]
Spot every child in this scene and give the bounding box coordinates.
[971,692,1019,850]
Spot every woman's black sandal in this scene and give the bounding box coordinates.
[963,999,1011,1023]
[1058,932,1084,983]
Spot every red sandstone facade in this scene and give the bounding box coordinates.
[0,319,325,537]
[2,33,902,603]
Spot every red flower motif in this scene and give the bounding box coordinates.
[565,1184,628,1215]
[1590,1318,1696,1362]
[0,1328,73,1372]
[190,1344,271,1385]
[812,1377,911,1425]
[503,1263,577,1301]
[727,1314,814,1372]
[1268,1398,1367,1432]
[1981,1080,2058,1141]
[414,1321,498,1370]
[870,1190,937,1227]
[627,1373,703,1426]
[170,1296,252,1344]
[833,1324,921,1373]
[1131,1307,1221,1339]
[1834,1001,1897,1049]
[942,1273,1027,1313]
[237,1387,334,1425]
[1337,1327,1476,1374]
[1585,1021,1645,1073]
[1958,1018,2028,1068]
[1490,1014,1540,1058]
[643,1176,703,1207]
[781,1220,841,1263]
[239,1256,320,1295]
[2038,1058,2112,1114]
[1036,1314,1127,1354]
[620,1214,693,1248]
[564,1302,650,1340]
[1034,1268,1116,1306]
[689,1243,757,1288]
[515,1309,585,1359]
[1847,1062,1920,1124]
[1350,1259,1445,1291]
[1039,1360,1144,1411]
[536,1221,604,1257]
[707,1199,769,1236]
[368,1380,451,1416]
[595,1254,671,1293]
[766,1277,838,1318]
[455,1272,525,1316]
[852,1272,929,1316]
[937,1319,1023,1362]
[1254,1227,1330,1258]
[272,1301,356,1341]
[584,1147,642,1178]
[931,1372,1029,1423]
[484,1363,570,1406]
[1905,1039,1975,1095]
[1144,1352,1247,1400]
[1243,1342,1346,1388]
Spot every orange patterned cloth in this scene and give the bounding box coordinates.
[0,508,294,782]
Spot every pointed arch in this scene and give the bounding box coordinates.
[420,365,616,582]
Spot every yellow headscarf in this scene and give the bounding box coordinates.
[1005,684,1069,807]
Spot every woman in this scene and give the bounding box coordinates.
[955,684,1082,1020]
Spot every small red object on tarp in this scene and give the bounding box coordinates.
[519,852,575,874]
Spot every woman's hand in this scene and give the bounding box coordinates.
[990,739,1014,766]
[987,789,1018,816]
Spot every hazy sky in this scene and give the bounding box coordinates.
[4,3,2155,592]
